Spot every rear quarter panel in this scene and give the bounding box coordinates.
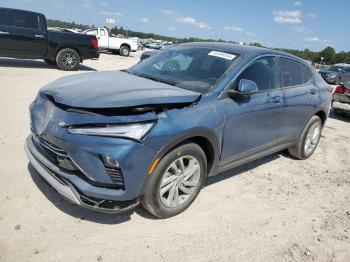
[47,31,97,60]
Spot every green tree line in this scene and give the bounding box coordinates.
[47,19,350,65]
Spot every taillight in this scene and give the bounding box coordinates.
[91,38,98,49]
[334,85,345,94]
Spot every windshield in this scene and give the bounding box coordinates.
[327,66,345,72]
[128,46,239,93]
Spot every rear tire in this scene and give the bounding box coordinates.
[141,143,207,218]
[56,48,80,71]
[288,116,322,159]
[44,58,56,65]
[119,46,130,57]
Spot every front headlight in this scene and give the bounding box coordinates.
[68,122,154,140]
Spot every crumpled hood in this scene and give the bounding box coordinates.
[41,70,201,108]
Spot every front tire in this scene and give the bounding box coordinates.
[56,48,80,71]
[288,116,322,159]
[141,143,207,218]
[119,46,130,57]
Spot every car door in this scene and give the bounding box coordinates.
[7,10,47,59]
[278,57,318,142]
[97,28,109,49]
[220,56,284,166]
[341,67,350,83]
[0,8,12,57]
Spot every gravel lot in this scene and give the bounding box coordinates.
[0,52,349,262]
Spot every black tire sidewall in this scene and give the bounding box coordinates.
[141,143,207,218]
[120,46,130,56]
[56,48,80,71]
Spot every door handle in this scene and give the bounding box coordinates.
[310,88,317,94]
[271,96,281,103]
[0,31,10,35]
[34,34,44,38]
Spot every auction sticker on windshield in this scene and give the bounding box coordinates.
[208,51,236,60]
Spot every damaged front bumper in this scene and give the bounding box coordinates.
[25,135,145,213]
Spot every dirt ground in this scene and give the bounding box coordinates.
[0,52,349,262]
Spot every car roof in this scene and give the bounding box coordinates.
[0,7,44,17]
[178,42,306,64]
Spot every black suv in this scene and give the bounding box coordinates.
[0,8,99,70]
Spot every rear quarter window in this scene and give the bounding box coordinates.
[0,10,7,26]
[280,58,305,87]
[8,11,40,29]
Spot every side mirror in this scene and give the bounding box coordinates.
[227,79,258,98]
[344,82,350,89]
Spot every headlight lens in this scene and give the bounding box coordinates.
[68,122,154,140]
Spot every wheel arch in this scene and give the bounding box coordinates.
[140,129,221,195]
[314,109,327,126]
[120,43,131,49]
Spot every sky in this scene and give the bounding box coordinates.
[1,0,349,52]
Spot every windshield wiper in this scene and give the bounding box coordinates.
[135,73,176,86]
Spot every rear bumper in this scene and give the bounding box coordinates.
[332,101,350,111]
[82,51,100,60]
[25,136,139,213]
[332,93,350,112]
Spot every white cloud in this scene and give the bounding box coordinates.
[224,26,243,32]
[159,9,176,15]
[307,13,317,18]
[274,10,302,24]
[293,1,302,6]
[168,27,176,31]
[246,31,257,37]
[303,37,319,42]
[101,1,108,6]
[141,18,149,23]
[176,17,211,29]
[292,26,312,33]
[99,10,123,17]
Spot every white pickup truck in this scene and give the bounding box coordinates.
[83,28,138,56]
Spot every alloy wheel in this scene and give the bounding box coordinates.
[159,155,201,208]
[304,121,321,155]
[62,52,78,68]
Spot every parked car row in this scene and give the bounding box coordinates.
[0,7,99,70]
[142,40,174,50]
[318,63,350,84]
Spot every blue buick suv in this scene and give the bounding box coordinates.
[25,43,332,218]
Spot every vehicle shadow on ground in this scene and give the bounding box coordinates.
[0,58,97,71]
[28,164,134,224]
[329,110,350,123]
[28,152,283,223]
[205,153,281,186]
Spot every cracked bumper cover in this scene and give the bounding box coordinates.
[25,136,139,213]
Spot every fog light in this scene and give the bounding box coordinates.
[101,155,119,168]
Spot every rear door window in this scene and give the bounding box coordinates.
[0,10,8,26]
[280,58,310,87]
[8,11,40,29]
